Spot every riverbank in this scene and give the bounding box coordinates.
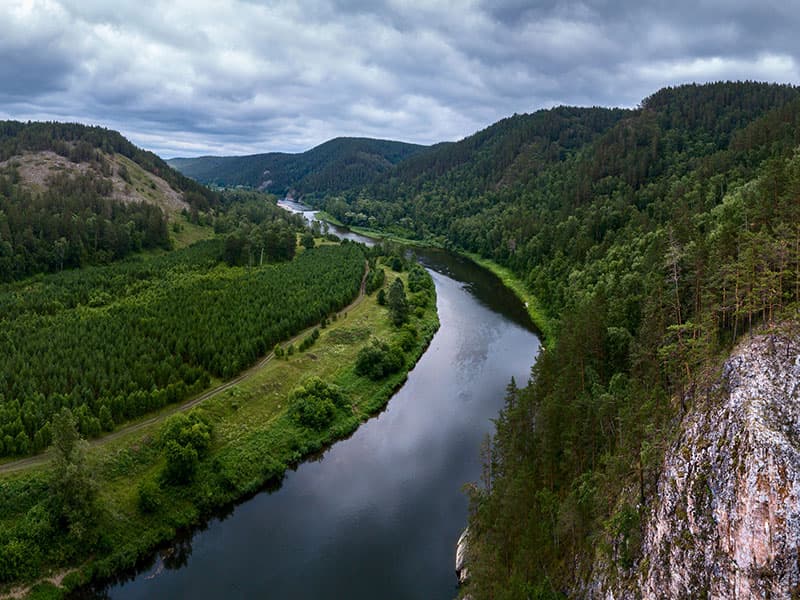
[309,214,553,345]
[461,252,554,347]
[0,265,438,600]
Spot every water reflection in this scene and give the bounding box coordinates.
[100,236,539,600]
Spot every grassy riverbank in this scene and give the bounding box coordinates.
[312,212,552,345]
[312,214,552,345]
[0,264,438,599]
[461,252,554,347]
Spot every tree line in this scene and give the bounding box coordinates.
[0,240,365,457]
[297,82,800,596]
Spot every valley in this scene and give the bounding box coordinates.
[2,80,800,599]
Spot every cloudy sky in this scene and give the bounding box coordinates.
[1,0,798,158]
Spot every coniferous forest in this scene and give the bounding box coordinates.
[0,240,364,457]
[291,82,800,595]
[3,81,800,597]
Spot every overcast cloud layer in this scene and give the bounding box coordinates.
[1,0,799,157]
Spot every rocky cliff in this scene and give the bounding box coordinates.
[594,330,800,599]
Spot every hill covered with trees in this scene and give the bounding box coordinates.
[295,81,800,596]
[0,121,222,281]
[167,136,426,194]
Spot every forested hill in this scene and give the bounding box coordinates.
[0,121,218,210]
[306,81,800,596]
[0,121,221,281]
[320,105,631,232]
[374,106,629,201]
[167,136,426,193]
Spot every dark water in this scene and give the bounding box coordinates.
[102,238,540,599]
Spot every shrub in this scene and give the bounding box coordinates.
[288,377,349,430]
[365,267,386,294]
[137,480,162,514]
[355,339,404,380]
[163,440,199,485]
[159,412,212,485]
[387,279,409,326]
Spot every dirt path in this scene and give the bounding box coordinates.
[0,262,369,475]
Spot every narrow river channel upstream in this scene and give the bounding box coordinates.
[99,204,541,599]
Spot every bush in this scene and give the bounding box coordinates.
[137,479,162,514]
[389,256,404,272]
[355,339,404,380]
[288,377,349,430]
[396,325,418,352]
[160,413,211,457]
[163,440,199,485]
[387,279,409,326]
[365,267,386,294]
[301,232,315,249]
[298,329,320,352]
[0,538,34,583]
[407,265,431,293]
[159,412,212,485]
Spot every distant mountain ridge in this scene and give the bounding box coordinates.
[167,137,426,194]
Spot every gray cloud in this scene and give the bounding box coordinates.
[0,0,798,157]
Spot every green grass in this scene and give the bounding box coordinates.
[0,265,439,598]
[116,154,165,205]
[462,251,554,347]
[314,211,344,226]
[170,215,215,249]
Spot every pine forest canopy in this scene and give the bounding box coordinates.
[167,136,426,194]
[169,80,800,595]
[0,241,365,457]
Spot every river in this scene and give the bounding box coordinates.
[98,202,540,599]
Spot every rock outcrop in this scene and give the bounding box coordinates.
[456,527,471,585]
[594,331,800,598]
[644,332,800,598]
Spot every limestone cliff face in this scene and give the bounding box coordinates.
[595,332,800,599]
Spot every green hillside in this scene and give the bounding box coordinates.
[0,121,222,281]
[168,136,426,194]
[306,81,800,596]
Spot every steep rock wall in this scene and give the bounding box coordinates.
[592,332,800,599]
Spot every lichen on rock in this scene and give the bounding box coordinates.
[593,332,800,599]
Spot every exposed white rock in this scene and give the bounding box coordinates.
[591,331,800,599]
[456,527,471,585]
[642,333,800,598]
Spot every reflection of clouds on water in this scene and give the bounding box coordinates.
[429,270,503,381]
[108,252,539,600]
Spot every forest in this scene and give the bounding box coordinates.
[295,82,800,596]
[168,136,425,194]
[0,240,365,457]
[0,121,226,282]
[0,167,171,280]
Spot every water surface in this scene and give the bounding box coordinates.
[102,236,540,600]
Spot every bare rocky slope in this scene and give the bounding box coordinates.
[1,150,187,215]
[592,329,800,599]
